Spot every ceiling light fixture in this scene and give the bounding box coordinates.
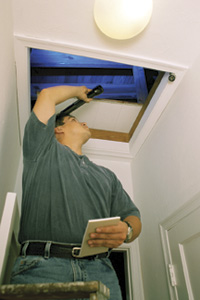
[94,0,153,40]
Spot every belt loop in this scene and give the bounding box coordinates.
[44,241,52,259]
[106,248,112,258]
[21,241,29,258]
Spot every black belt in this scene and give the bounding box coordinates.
[20,242,110,260]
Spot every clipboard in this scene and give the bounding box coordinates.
[72,217,120,258]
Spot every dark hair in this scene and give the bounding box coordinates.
[55,111,70,127]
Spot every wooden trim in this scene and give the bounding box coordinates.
[127,71,165,141]
[90,129,130,143]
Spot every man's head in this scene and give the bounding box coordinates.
[55,112,91,148]
[55,111,70,127]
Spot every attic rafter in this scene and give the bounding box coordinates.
[31,83,137,102]
[31,67,133,77]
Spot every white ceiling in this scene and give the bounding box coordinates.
[12,0,200,67]
[12,0,200,156]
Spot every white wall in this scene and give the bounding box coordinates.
[0,0,21,221]
[131,52,200,300]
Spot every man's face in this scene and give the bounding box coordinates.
[62,115,91,139]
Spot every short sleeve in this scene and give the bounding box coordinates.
[23,111,56,161]
[110,172,141,220]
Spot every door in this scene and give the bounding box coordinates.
[160,193,200,300]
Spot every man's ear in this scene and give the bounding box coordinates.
[54,126,63,134]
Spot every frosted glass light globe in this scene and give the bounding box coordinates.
[94,0,153,40]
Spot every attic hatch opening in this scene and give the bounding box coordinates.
[30,48,164,143]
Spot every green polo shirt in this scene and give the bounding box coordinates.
[18,112,140,244]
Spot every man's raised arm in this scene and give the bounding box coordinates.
[33,86,92,125]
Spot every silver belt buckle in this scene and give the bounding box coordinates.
[72,247,81,258]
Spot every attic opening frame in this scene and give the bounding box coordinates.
[14,35,187,160]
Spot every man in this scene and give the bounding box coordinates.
[11,85,142,300]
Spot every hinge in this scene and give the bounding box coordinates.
[168,264,177,287]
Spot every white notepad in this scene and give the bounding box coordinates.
[72,217,120,258]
